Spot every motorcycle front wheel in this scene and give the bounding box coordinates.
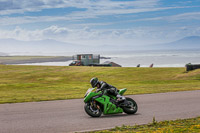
[122,97,138,114]
[84,102,102,117]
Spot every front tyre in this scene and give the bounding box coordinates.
[122,97,138,114]
[84,102,102,117]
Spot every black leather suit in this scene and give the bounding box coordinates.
[97,81,118,96]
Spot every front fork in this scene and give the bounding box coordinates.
[90,100,100,110]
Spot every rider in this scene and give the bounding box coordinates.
[90,77,125,102]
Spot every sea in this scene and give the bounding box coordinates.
[16,49,200,67]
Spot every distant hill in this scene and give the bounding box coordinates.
[95,36,200,51]
[149,36,200,50]
[0,36,200,55]
[0,38,128,54]
[0,38,88,54]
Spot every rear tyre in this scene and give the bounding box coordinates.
[122,97,138,114]
[84,102,102,117]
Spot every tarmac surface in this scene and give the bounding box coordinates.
[0,90,200,133]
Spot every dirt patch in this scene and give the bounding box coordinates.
[174,69,200,79]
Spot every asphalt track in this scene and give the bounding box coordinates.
[0,90,200,133]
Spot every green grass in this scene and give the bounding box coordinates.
[87,117,200,133]
[0,65,200,103]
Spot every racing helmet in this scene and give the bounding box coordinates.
[90,77,99,88]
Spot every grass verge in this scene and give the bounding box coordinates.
[0,65,200,103]
[87,116,200,133]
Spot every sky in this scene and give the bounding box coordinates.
[0,0,200,46]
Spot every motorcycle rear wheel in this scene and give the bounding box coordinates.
[122,97,138,114]
[84,102,102,117]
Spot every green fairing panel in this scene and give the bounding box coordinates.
[84,92,100,103]
[118,88,127,95]
[95,96,123,114]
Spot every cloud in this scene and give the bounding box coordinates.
[0,0,163,26]
[0,0,198,27]
[0,6,197,26]
[168,12,200,21]
[118,10,200,24]
[0,0,69,15]
[42,25,69,40]
[0,0,160,15]
[0,25,70,41]
[1,1,200,47]
[1,25,200,46]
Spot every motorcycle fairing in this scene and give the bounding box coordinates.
[118,88,127,95]
[95,95,123,114]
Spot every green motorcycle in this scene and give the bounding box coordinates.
[84,88,138,117]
